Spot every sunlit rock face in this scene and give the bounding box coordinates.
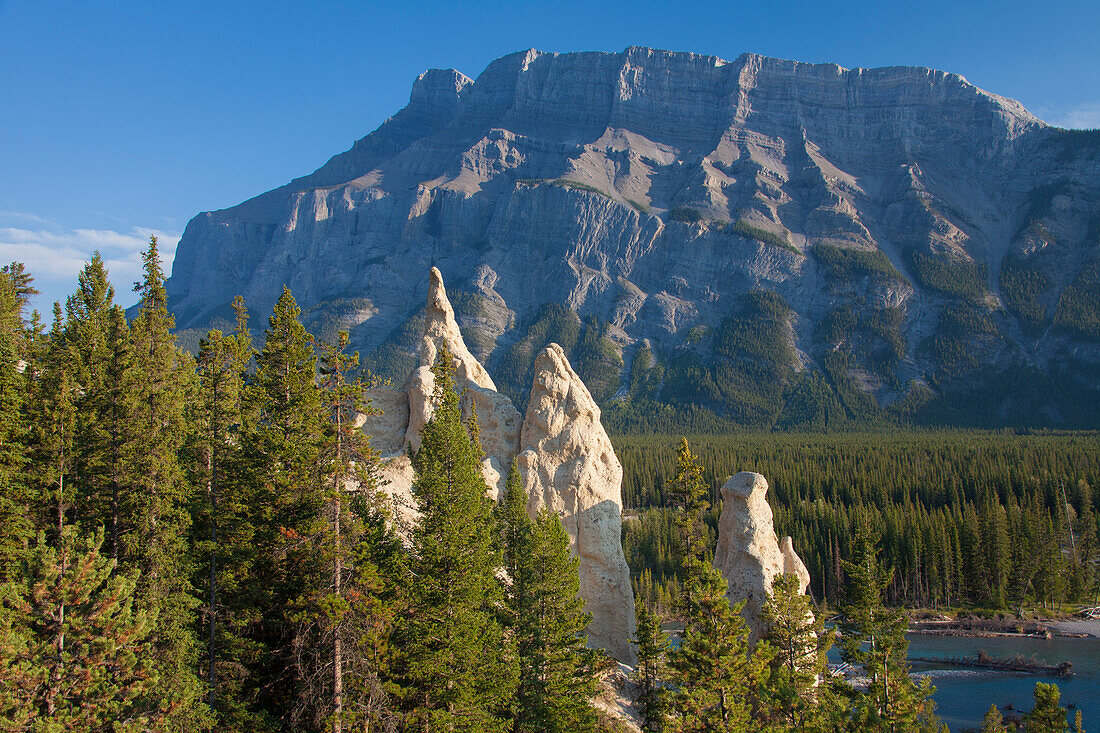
[714,471,813,643]
[516,343,637,664]
[167,46,1100,427]
[358,270,635,662]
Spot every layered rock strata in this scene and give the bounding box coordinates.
[713,471,812,642]
[358,268,636,662]
[166,47,1100,427]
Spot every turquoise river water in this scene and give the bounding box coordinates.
[901,633,1099,731]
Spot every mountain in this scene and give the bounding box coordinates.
[165,47,1100,430]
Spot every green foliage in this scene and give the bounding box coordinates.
[496,304,622,406]
[616,431,1100,611]
[761,573,829,730]
[0,263,38,580]
[811,243,905,283]
[661,290,797,426]
[668,206,705,223]
[906,250,988,299]
[0,528,157,732]
[668,438,710,564]
[632,600,669,732]
[728,220,799,254]
[398,345,517,732]
[667,558,759,732]
[999,252,1053,334]
[837,520,937,731]
[1025,682,1068,733]
[1053,253,1100,341]
[123,238,207,726]
[921,301,999,377]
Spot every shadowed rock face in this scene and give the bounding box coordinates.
[359,270,635,662]
[714,471,812,643]
[166,46,1100,427]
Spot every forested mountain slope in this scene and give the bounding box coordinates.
[165,47,1100,428]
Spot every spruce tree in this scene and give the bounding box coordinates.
[189,295,253,726]
[0,263,38,580]
[837,519,937,732]
[0,527,156,732]
[632,599,669,732]
[238,285,327,724]
[122,236,206,727]
[63,253,128,549]
[399,344,517,733]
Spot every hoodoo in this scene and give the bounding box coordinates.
[516,344,638,664]
[714,471,813,642]
[358,269,636,662]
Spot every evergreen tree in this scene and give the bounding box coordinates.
[980,703,1012,733]
[837,519,937,732]
[632,599,669,732]
[0,527,156,732]
[122,237,206,727]
[238,285,327,725]
[668,438,709,564]
[0,263,37,579]
[189,296,253,726]
[30,304,78,538]
[1025,682,1067,733]
[63,253,130,553]
[399,344,517,733]
[289,330,393,732]
[667,560,755,733]
[761,572,829,730]
[523,509,600,733]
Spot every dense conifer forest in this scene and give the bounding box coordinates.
[617,432,1100,615]
[0,247,1089,731]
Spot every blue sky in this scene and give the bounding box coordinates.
[2,0,1098,310]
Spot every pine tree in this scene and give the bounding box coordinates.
[1025,682,1067,733]
[837,519,937,732]
[632,599,669,732]
[980,703,1012,733]
[0,527,156,732]
[667,560,755,733]
[399,344,517,733]
[122,237,206,727]
[761,572,829,730]
[522,509,600,733]
[669,438,709,564]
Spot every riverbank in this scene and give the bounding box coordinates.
[905,611,1100,639]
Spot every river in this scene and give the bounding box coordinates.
[901,632,1100,731]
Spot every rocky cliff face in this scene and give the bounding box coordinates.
[167,47,1100,428]
[358,268,635,663]
[713,471,812,643]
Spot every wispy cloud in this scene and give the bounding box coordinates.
[0,217,180,313]
[1035,102,1100,130]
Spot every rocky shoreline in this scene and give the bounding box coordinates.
[908,616,1100,639]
